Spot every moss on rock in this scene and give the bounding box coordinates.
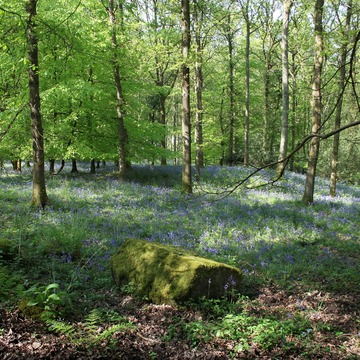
[110,239,242,305]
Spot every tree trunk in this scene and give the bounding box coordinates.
[90,159,96,174]
[227,13,235,165]
[71,158,78,173]
[173,96,179,165]
[330,0,352,197]
[108,0,127,178]
[26,0,48,208]
[276,0,293,178]
[302,0,324,204]
[262,58,271,163]
[289,50,297,172]
[244,17,250,167]
[159,93,167,166]
[49,159,55,175]
[219,88,226,166]
[194,0,204,178]
[181,0,192,193]
[56,159,65,175]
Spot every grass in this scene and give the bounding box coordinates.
[0,162,359,358]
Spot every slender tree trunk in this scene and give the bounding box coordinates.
[276,0,293,178]
[159,93,167,165]
[303,0,324,204]
[194,0,204,178]
[49,159,55,175]
[107,0,127,178]
[219,88,226,166]
[26,0,48,208]
[90,159,96,174]
[152,1,169,166]
[11,160,17,171]
[227,13,235,165]
[289,51,297,171]
[56,159,65,175]
[173,96,179,165]
[181,0,192,193]
[244,17,250,167]
[330,0,352,197]
[262,58,271,162]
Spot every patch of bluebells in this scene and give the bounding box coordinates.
[4,163,358,293]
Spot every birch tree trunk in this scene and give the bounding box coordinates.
[26,0,48,208]
[181,0,192,193]
[302,0,324,204]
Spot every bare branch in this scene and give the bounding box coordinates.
[198,119,360,198]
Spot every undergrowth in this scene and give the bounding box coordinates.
[0,162,359,357]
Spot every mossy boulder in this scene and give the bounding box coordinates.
[110,239,242,305]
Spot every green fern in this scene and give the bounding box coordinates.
[83,308,135,345]
[46,308,135,346]
[46,320,76,338]
[94,323,135,345]
[81,308,102,338]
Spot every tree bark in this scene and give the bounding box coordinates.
[108,0,127,178]
[71,158,78,173]
[181,0,192,193]
[26,0,48,208]
[262,57,271,162]
[276,0,293,178]
[302,0,324,204]
[226,13,235,165]
[244,14,250,167]
[330,0,352,197]
[194,0,204,178]
[49,159,55,175]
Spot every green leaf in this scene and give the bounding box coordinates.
[27,300,39,307]
[45,283,60,292]
[47,293,61,302]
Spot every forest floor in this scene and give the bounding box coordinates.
[1,284,359,359]
[1,164,359,359]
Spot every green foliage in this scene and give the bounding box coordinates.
[165,303,313,352]
[21,283,68,321]
[0,266,24,301]
[47,308,135,347]
[1,1,359,174]
[0,237,17,261]
[0,164,359,358]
